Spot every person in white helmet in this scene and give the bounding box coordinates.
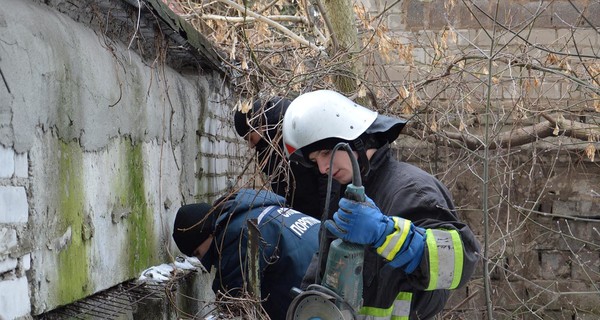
[282,89,481,320]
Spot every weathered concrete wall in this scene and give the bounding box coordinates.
[0,0,246,318]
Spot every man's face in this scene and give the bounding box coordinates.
[192,235,214,259]
[247,131,262,149]
[308,149,356,184]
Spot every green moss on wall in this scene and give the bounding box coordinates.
[57,141,91,304]
[122,141,157,274]
[54,139,158,306]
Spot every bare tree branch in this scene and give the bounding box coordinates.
[541,113,600,140]
[215,0,324,52]
[200,14,308,23]
[405,113,599,151]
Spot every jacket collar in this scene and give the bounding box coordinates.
[363,143,391,185]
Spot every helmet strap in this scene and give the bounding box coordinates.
[352,138,371,177]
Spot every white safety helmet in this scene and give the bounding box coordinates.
[282,90,407,166]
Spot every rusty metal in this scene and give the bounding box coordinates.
[247,218,261,300]
[34,273,193,320]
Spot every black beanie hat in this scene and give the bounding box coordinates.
[172,203,216,257]
[233,97,292,140]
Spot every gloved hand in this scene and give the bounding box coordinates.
[324,196,395,247]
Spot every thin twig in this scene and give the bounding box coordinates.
[215,0,324,53]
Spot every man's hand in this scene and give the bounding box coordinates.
[324,196,394,246]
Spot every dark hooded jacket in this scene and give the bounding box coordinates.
[301,114,480,320]
[201,188,320,320]
[359,145,481,319]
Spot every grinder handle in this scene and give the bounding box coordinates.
[344,183,365,203]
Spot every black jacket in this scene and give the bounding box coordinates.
[359,145,481,320]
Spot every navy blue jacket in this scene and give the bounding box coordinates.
[201,188,320,319]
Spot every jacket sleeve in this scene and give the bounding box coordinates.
[409,217,479,291]
[377,185,481,292]
[418,218,480,291]
[212,230,247,295]
[210,191,300,306]
[214,217,282,296]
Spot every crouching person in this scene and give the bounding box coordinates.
[172,188,320,319]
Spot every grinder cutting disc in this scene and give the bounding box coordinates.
[287,285,355,320]
[289,294,345,320]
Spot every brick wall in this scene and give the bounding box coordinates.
[393,137,600,318]
[358,0,599,105]
[0,147,31,319]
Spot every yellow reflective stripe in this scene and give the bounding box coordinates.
[359,292,412,320]
[358,316,387,320]
[359,304,393,318]
[391,292,412,320]
[425,229,439,290]
[377,217,410,260]
[425,229,464,290]
[449,230,464,289]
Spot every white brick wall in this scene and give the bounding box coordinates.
[0,257,18,274]
[21,254,31,271]
[0,227,17,253]
[0,277,31,320]
[14,153,28,178]
[0,146,27,179]
[0,186,28,224]
[0,145,14,178]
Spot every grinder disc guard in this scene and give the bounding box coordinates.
[286,285,355,320]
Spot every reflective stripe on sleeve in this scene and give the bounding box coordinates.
[256,206,277,224]
[391,292,412,320]
[377,217,411,261]
[358,292,412,320]
[425,229,464,290]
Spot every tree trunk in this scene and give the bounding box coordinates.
[322,0,363,98]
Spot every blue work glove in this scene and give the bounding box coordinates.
[324,196,395,247]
